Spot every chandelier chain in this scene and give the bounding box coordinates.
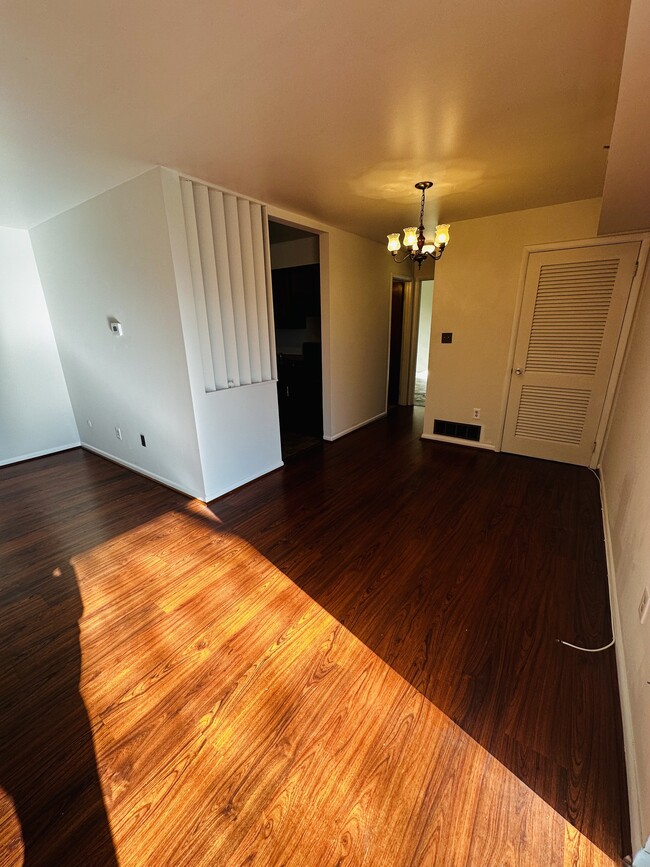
[419,188,426,229]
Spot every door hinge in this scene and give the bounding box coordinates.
[634,260,639,277]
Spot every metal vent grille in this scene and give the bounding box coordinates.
[525,259,618,376]
[433,419,481,442]
[515,385,590,444]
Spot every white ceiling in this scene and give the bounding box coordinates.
[0,0,631,240]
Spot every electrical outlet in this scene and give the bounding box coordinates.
[473,408,481,420]
[639,587,649,623]
[115,426,122,441]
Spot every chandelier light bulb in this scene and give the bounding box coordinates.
[403,227,418,247]
[386,233,401,252]
[435,224,450,247]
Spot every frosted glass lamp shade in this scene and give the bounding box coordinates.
[387,233,401,253]
[422,240,436,254]
[434,224,450,247]
[403,227,418,248]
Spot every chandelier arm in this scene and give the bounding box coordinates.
[392,247,445,268]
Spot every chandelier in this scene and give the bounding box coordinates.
[387,181,450,268]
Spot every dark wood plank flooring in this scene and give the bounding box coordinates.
[0,408,628,865]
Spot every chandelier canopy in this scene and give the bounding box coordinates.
[387,181,450,268]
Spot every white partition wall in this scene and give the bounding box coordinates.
[29,168,282,503]
[164,170,283,501]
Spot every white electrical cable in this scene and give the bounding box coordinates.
[557,468,616,654]
[557,635,616,653]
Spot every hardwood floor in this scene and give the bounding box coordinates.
[0,408,628,865]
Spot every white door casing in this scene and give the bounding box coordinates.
[502,241,640,466]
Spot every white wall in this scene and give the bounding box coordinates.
[30,168,206,499]
[161,170,283,501]
[0,227,78,465]
[601,264,650,848]
[423,198,602,445]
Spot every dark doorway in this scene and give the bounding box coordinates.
[268,221,323,460]
[388,279,405,408]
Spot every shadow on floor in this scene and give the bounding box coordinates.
[0,449,192,865]
[0,558,118,866]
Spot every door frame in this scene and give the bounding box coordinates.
[385,273,414,410]
[407,276,435,407]
[496,232,650,467]
[265,212,329,438]
[405,278,423,406]
[398,278,415,405]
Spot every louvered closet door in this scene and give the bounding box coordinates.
[501,241,639,465]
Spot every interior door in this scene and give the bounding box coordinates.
[501,241,639,465]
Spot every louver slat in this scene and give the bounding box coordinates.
[515,386,590,444]
[524,259,618,375]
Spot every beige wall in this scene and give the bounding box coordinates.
[422,198,602,445]
[601,264,650,847]
[327,229,412,437]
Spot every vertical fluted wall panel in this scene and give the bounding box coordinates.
[181,179,276,391]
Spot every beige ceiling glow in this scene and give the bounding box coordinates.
[0,0,631,237]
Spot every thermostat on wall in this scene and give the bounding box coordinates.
[109,320,123,336]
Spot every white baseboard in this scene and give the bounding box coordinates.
[204,461,284,503]
[420,432,496,451]
[324,411,387,442]
[599,465,642,852]
[0,440,81,467]
[81,442,205,501]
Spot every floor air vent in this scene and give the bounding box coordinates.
[433,419,481,442]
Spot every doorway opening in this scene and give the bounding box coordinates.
[413,280,433,407]
[268,220,323,460]
[388,279,406,410]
